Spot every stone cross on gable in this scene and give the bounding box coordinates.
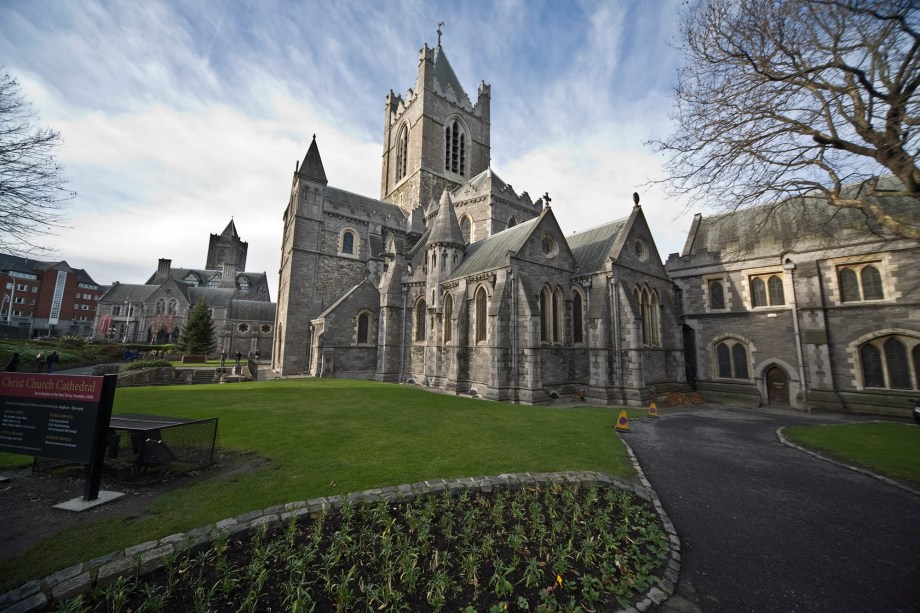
[543,192,552,209]
[437,21,444,46]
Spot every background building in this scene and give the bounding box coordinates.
[94,221,276,356]
[0,255,102,338]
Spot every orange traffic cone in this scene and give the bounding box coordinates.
[615,410,629,432]
[648,402,660,419]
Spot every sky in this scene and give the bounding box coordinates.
[0,0,694,297]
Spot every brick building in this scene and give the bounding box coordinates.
[273,38,687,405]
[0,255,103,337]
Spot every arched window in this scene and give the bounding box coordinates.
[357,312,370,344]
[155,299,166,315]
[460,216,471,244]
[431,253,437,270]
[508,216,518,229]
[750,278,767,307]
[441,251,447,271]
[552,288,563,343]
[572,291,584,344]
[709,280,725,310]
[839,268,860,302]
[342,231,355,255]
[167,299,177,315]
[861,266,883,300]
[540,286,552,343]
[443,293,453,343]
[750,273,784,307]
[859,335,920,389]
[768,276,785,305]
[415,299,426,341]
[716,343,733,378]
[639,287,660,346]
[715,339,749,379]
[475,286,488,343]
[445,119,466,176]
[396,125,408,181]
[884,338,911,389]
[860,344,884,388]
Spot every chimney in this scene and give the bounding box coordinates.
[156,258,172,282]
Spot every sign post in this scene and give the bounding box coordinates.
[0,372,119,502]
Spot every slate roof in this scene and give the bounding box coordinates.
[99,283,159,303]
[684,177,919,256]
[188,287,236,307]
[428,191,465,246]
[0,254,101,286]
[324,186,405,223]
[567,218,630,275]
[449,217,539,280]
[317,281,363,319]
[219,219,239,239]
[432,44,467,100]
[147,267,269,287]
[298,136,328,184]
[229,300,276,321]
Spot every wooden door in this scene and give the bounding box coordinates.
[765,366,789,405]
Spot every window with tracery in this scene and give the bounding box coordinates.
[838,264,884,302]
[460,216,471,244]
[859,335,920,389]
[415,299,426,341]
[396,125,408,181]
[637,287,661,346]
[445,119,466,176]
[715,339,750,379]
[475,286,487,343]
[749,273,785,307]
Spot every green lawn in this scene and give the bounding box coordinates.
[784,422,920,484]
[0,379,634,592]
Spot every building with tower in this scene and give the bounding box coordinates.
[95,220,276,357]
[272,37,686,405]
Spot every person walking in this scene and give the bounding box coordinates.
[234,351,242,366]
[46,351,59,373]
[4,353,20,372]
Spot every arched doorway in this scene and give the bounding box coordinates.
[765,366,789,405]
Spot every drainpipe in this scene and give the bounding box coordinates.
[399,286,407,383]
[783,258,810,413]
[510,270,517,403]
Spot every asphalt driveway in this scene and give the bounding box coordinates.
[625,406,920,613]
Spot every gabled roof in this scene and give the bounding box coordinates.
[297,135,328,184]
[316,279,371,319]
[567,217,630,275]
[99,283,159,303]
[432,44,466,100]
[449,217,540,280]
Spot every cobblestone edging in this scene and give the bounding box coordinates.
[619,441,683,613]
[776,425,920,498]
[0,471,682,613]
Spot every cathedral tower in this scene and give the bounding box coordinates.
[380,40,491,217]
[207,219,248,270]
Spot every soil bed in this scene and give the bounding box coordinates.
[63,484,669,612]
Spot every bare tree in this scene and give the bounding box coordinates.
[653,0,920,240]
[0,69,74,255]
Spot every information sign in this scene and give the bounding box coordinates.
[0,373,108,464]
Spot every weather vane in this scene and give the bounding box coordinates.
[437,21,444,46]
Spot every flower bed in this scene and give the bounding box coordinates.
[51,475,671,612]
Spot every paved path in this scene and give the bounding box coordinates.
[625,406,920,613]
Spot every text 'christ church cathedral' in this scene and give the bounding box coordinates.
[271,36,685,405]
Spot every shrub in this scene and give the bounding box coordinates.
[59,335,88,347]
[122,360,174,371]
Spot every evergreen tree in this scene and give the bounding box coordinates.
[179,301,216,355]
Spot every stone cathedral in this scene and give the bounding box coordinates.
[271,38,685,405]
[271,35,920,416]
